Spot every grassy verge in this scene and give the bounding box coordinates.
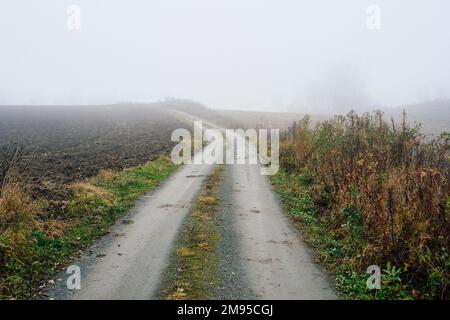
[271,170,419,300]
[275,113,449,300]
[162,166,224,300]
[0,156,178,299]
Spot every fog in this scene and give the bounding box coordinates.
[1,0,449,113]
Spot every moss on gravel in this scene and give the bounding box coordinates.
[162,166,224,300]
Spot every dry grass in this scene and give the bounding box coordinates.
[72,182,113,199]
[280,111,450,298]
[68,181,117,217]
[177,247,196,257]
[0,183,40,235]
[198,196,218,206]
[96,169,120,183]
[36,219,68,238]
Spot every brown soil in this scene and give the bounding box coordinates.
[0,103,189,210]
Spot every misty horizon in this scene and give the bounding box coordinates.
[1,1,450,113]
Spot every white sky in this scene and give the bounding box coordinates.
[1,0,449,112]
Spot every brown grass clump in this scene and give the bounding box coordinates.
[0,183,40,235]
[36,218,68,238]
[68,181,116,216]
[96,169,120,183]
[72,182,112,199]
[199,196,218,206]
[177,247,196,257]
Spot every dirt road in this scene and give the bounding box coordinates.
[47,115,336,300]
[48,155,215,299]
[219,163,336,299]
[215,132,336,299]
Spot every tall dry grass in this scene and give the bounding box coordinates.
[0,140,40,236]
[281,111,449,298]
[0,183,39,235]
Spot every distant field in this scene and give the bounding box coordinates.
[1,102,447,210]
[397,113,450,137]
[217,109,449,137]
[215,110,326,130]
[0,104,188,209]
[394,99,450,137]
